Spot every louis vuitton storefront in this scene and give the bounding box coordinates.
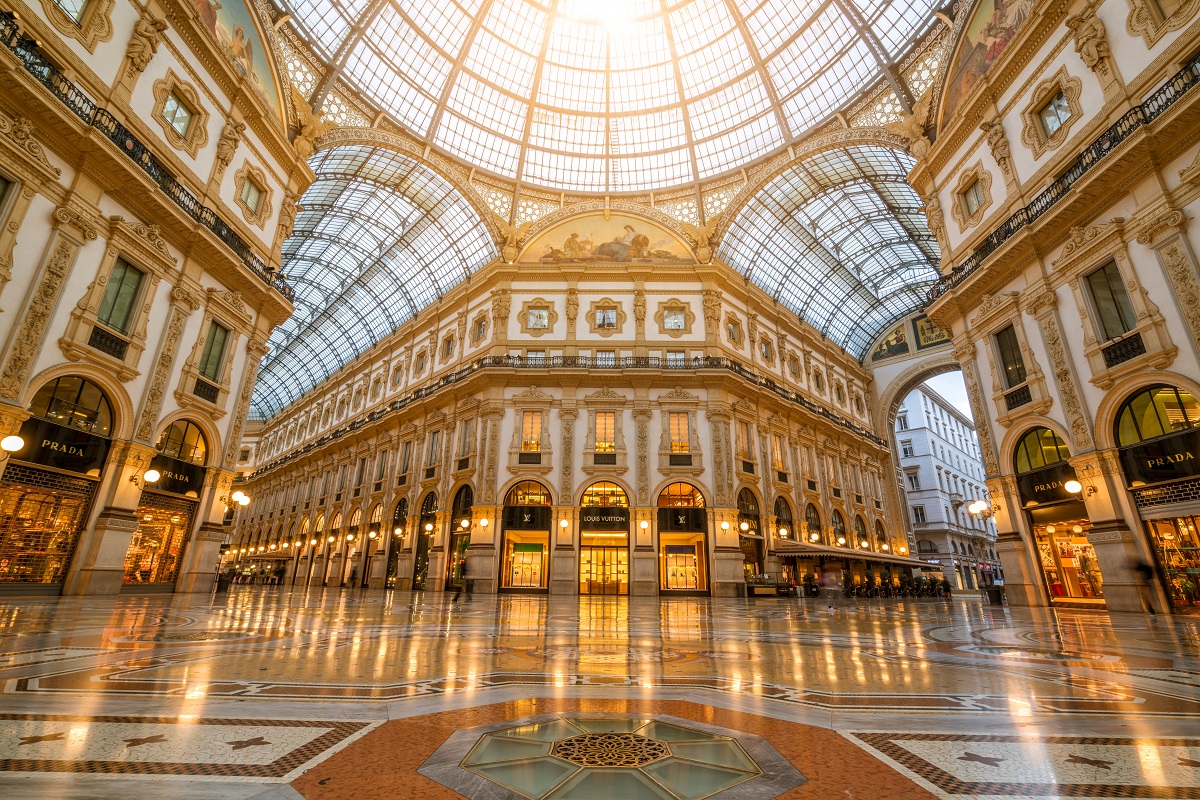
[499,480,552,592]
[656,482,708,594]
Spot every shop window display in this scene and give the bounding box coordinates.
[1033,519,1104,601]
[1146,516,1200,608]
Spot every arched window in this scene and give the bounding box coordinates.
[315,514,325,533]
[657,482,705,507]
[392,498,408,534]
[369,503,384,526]
[581,481,628,507]
[331,511,344,531]
[736,488,759,516]
[420,492,439,516]
[874,519,885,542]
[1115,385,1200,446]
[1013,427,1071,474]
[349,507,363,529]
[505,480,551,506]
[29,376,114,437]
[452,485,474,522]
[155,419,208,465]
[774,497,793,537]
[832,510,846,543]
[854,515,868,547]
[804,504,821,539]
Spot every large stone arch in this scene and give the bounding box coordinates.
[872,351,962,436]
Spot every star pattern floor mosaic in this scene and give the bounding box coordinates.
[0,589,1196,799]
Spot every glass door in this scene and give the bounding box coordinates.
[580,546,628,595]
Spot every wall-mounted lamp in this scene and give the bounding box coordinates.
[425,522,434,532]
[836,536,846,545]
[967,499,998,519]
[327,535,335,543]
[460,518,470,528]
[720,521,730,530]
[368,530,378,539]
[310,538,318,546]
[778,526,789,538]
[739,521,749,532]
[130,468,161,487]
[640,520,649,530]
[393,527,404,538]
[560,519,569,528]
[898,546,908,554]
[881,543,890,551]
[479,518,489,527]
[810,532,819,541]
[860,540,869,549]
[1064,479,1096,498]
[219,489,250,506]
[0,434,24,464]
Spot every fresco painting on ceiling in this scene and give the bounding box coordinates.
[522,214,694,264]
[939,0,1033,126]
[913,314,951,349]
[871,323,911,361]
[192,0,282,119]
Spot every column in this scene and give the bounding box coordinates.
[988,475,1046,607]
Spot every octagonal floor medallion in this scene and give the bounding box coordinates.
[418,713,806,800]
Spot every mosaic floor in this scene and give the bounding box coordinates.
[0,589,1197,799]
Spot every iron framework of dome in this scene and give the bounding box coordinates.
[279,0,942,192]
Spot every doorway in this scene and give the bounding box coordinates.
[580,544,628,595]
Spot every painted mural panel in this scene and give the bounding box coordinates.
[193,0,282,119]
[939,0,1034,126]
[520,214,693,264]
[913,314,951,349]
[871,323,911,361]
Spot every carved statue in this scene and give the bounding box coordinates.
[126,16,168,78]
[701,289,722,326]
[277,190,302,242]
[681,215,720,263]
[980,118,1013,179]
[565,288,578,322]
[633,290,646,323]
[493,213,533,263]
[215,118,246,177]
[1066,10,1110,71]
[922,193,949,255]
[884,89,933,159]
[290,85,334,159]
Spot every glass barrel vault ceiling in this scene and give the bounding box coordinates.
[719,145,939,356]
[279,0,942,191]
[252,145,494,418]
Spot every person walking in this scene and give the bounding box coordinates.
[452,557,470,602]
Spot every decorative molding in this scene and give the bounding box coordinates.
[659,386,700,403]
[1066,8,1121,95]
[1155,236,1200,352]
[1133,208,1186,246]
[39,0,114,52]
[921,194,949,261]
[518,298,557,337]
[653,299,695,338]
[135,306,190,442]
[215,118,246,178]
[513,387,554,402]
[980,118,1015,185]
[1125,0,1200,47]
[958,357,999,476]
[0,234,78,400]
[950,161,993,232]
[681,216,719,263]
[584,387,628,403]
[0,115,60,177]
[151,69,210,158]
[1036,311,1093,450]
[232,161,274,228]
[1020,67,1083,159]
[585,297,627,337]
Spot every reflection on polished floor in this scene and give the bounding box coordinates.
[0,588,1198,799]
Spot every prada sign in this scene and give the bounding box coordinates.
[14,418,110,476]
[657,507,708,532]
[1120,428,1200,487]
[1016,462,1078,506]
[502,505,552,530]
[581,507,630,530]
[147,454,205,497]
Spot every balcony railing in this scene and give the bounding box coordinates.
[0,14,293,301]
[252,354,888,476]
[929,52,1200,302]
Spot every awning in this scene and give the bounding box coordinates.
[770,540,926,567]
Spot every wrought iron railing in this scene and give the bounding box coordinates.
[0,13,293,301]
[929,52,1200,302]
[252,354,888,476]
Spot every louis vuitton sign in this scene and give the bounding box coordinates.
[581,507,630,530]
[657,507,708,532]
[502,505,552,530]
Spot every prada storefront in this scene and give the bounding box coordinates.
[656,482,708,594]
[500,480,551,592]
[1116,385,1200,612]
[579,481,629,595]
[1015,427,1103,606]
[123,420,206,591]
[0,378,112,592]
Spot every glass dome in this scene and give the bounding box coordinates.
[280,0,941,192]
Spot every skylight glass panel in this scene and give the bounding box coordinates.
[447,73,528,141]
[538,63,607,113]
[768,6,855,92]
[669,0,736,54]
[522,149,608,191]
[435,112,522,176]
[545,18,607,70]
[687,74,772,141]
[743,0,823,57]
[482,0,548,53]
[610,150,693,191]
[677,30,754,98]
[693,112,781,178]
[529,110,607,154]
[465,30,541,95]
[609,17,670,70]
[344,48,440,134]
[862,0,939,58]
[286,0,366,56]
[402,0,475,56]
[609,63,680,112]
[780,40,875,132]
[610,107,688,151]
